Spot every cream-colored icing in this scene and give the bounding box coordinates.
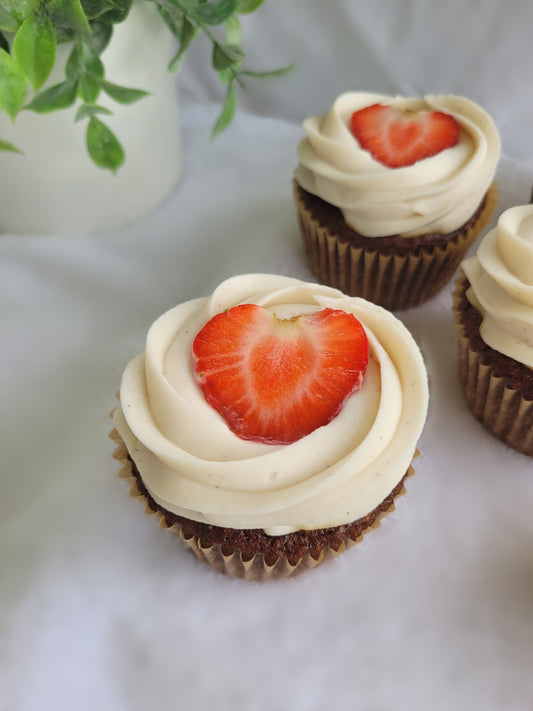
[114,274,428,534]
[462,205,533,368]
[294,92,500,237]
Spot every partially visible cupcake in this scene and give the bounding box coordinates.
[111,274,429,580]
[294,92,500,310]
[453,205,533,456]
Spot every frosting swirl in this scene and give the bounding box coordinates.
[294,92,500,237]
[462,205,533,368]
[114,275,428,534]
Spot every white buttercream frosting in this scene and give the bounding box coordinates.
[462,205,533,368]
[295,92,500,237]
[114,274,428,534]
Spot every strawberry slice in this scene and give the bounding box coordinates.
[193,304,369,445]
[350,103,460,168]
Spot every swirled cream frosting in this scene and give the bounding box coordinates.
[295,92,500,237]
[462,205,533,368]
[114,274,428,534]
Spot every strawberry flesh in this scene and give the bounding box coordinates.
[193,304,369,445]
[350,103,460,168]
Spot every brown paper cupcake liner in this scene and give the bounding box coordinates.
[453,275,533,456]
[110,427,417,581]
[294,180,498,311]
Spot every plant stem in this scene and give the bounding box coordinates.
[168,0,247,91]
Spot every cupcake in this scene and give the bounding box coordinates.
[111,274,429,580]
[294,92,500,310]
[453,205,533,456]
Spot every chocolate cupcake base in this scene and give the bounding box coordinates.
[453,274,533,456]
[110,428,416,580]
[294,181,498,311]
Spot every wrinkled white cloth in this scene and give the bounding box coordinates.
[3,5,533,708]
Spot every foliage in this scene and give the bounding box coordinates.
[0,0,291,171]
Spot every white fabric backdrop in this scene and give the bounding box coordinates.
[2,3,533,710]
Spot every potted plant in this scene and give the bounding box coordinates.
[0,0,289,233]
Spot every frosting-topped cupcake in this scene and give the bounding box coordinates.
[454,206,533,455]
[111,274,429,579]
[294,92,500,310]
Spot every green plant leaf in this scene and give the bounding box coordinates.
[168,16,195,73]
[212,42,244,71]
[53,26,76,43]
[236,0,264,13]
[66,37,102,101]
[193,0,237,26]
[48,0,91,36]
[0,137,23,153]
[75,102,112,121]
[224,14,241,44]
[93,0,132,24]
[13,13,56,90]
[0,48,27,120]
[91,75,149,104]
[78,72,100,102]
[86,115,124,172]
[212,81,236,138]
[89,21,113,53]
[25,76,78,112]
[80,0,115,20]
[217,67,232,84]
[242,64,294,79]
[155,0,184,38]
[0,0,40,27]
[0,6,19,32]
[66,38,104,78]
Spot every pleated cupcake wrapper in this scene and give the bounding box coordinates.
[294,181,498,311]
[453,277,533,457]
[110,426,417,581]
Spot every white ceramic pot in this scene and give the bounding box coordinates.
[0,1,181,235]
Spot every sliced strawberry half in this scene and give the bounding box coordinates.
[192,304,369,445]
[350,103,460,168]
